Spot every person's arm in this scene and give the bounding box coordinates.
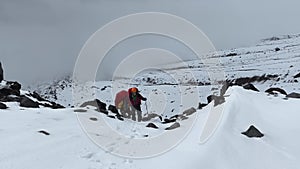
[138,93,147,101]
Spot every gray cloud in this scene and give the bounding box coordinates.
[0,0,300,87]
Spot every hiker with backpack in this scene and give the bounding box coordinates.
[128,87,147,122]
[115,87,147,122]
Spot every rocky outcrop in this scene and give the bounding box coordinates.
[0,62,3,82]
[265,88,287,95]
[165,122,180,130]
[207,95,225,107]
[0,80,64,109]
[146,123,159,129]
[243,83,259,92]
[20,96,40,108]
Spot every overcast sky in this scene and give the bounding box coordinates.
[1,0,300,87]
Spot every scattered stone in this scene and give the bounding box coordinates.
[198,103,207,109]
[294,73,300,79]
[89,117,98,121]
[207,95,225,106]
[0,102,7,109]
[95,99,108,113]
[275,47,281,52]
[116,114,124,121]
[242,125,264,138]
[107,115,115,119]
[142,113,162,122]
[81,100,108,113]
[20,96,39,108]
[165,122,180,130]
[182,107,197,116]
[146,123,159,129]
[74,109,87,113]
[38,130,50,136]
[108,105,119,114]
[286,92,300,99]
[80,100,98,108]
[162,118,177,124]
[243,83,259,92]
[220,80,233,96]
[265,88,287,95]
[226,53,238,57]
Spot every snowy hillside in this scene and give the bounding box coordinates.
[1,34,300,169]
[36,34,300,108]
[1,86,300,169]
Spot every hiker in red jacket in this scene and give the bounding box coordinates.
[128,87,147,122]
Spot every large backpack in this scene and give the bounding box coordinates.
[115,90,129,109]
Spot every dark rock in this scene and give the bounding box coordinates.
[146,123,159,129]
[226,53,238,57]
[89,117,98,121]
[265,88,287,95]
[233,74,279,86]
[38,130,50,136]
[107,115,115,119]
[6,81,21,92]
[220,80,233,96]
[243,83,259,92]
[29,92,47,102]
[116,114,124,121]
[95,99,108,114]
[0,62,3,82]
[294,73,300,79]
[74,109,87,113]
[0,102,7,109]
[198,103,207,109]
[80,100,98,108]
[207,95,225,106]
[0,81,22,98]
[286,92,300,99]
[170,114,188,121]
[81,99,108,114]
[162,118,177,124]
[108,105,119,114]
[182,107,197,116]
[165,122,180,130]
[20,96,39,108]
[142,113,162,122]
[275,47,281,52]
[242,125,264,138]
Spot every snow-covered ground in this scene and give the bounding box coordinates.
[1,86,300,169]
[1,34,300,169]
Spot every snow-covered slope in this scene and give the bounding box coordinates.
[36,34,300,107]
[1,86,299,169]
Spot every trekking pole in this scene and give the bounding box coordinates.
[145,101,149,115]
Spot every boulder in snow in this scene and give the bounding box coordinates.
[182,107,197,116]
[294,72,300,79]
[286,92,300,99]
[265,87,287,95]
[243,83,259,92]
[207,95,225,106]
[20,96,40,108]
[146,123,159,129]
[165,122,180,130]
[0,102,7,109]
[242,125,264,138]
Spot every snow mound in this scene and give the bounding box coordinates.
[1,86,300,169]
